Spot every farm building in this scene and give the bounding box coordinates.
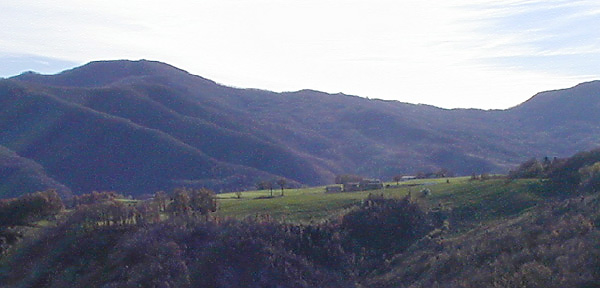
[343,182,361,192]
[359,179,383,190]
[343,179,383,192]
[325,185,342,193]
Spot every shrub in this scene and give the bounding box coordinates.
[69,191,121,207]
[0,189,64,226]
[509,158,544,179]
[341,195,436,255]
[579,162,600,193]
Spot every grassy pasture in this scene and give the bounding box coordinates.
[216,177,542,224]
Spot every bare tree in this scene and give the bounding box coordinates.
[393,175,402,185]
[267,181,274,197]
[256,181,274,197]
[276,178,287,196]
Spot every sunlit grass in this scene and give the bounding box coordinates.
[215,177,541,224]
[96,176,540,225]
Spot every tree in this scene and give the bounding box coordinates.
[393,175,402,185]
[335,174,363,184]
[435,168,453,178]
[107,200,129,225]
[167,188,217,219]
[268,181,274,197]
[276,178,287,196]
[256,181,274,197]
[153,191,168,212]
[509,158,543,179]
[579,162,600,192]
[264,181,274,197]
[0,189,64,227]
[71,191,120,207]
[542,156,552,172]
[168,188,191,217]
[188,188,217,219]
[136,200,160,225]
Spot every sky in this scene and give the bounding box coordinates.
[1,0,599,109]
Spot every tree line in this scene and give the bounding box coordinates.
[509,148,600,196]
[63,188,218,230]
[1,188,444,287]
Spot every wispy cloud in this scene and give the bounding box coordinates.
[454,0,600,57]
[0,53,80,77]
[404,0,600,108]
[0,0,598,109]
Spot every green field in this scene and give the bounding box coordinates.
[216,177,543,224]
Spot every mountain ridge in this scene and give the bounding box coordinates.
[1,59,599,196]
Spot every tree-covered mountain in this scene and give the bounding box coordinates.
[0,145,71,199]
[1,60,599,196]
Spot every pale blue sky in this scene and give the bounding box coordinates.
[1,0,599,109]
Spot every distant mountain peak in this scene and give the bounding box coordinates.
[518,80,600,107]
[76,59,189,76]
[12,59,213,88]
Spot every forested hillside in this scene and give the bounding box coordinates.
[2,148,600,287]
[1,60,599,196]
[0,145,70,198]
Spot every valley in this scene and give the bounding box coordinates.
[2,60,600,287]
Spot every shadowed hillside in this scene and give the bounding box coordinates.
[0,145,71,198]
[1,60,599,196]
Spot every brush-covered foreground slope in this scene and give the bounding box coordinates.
[2,60,600,196]
[220,178,600,288]
[367,194,600,288]
[2,177,599,287]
